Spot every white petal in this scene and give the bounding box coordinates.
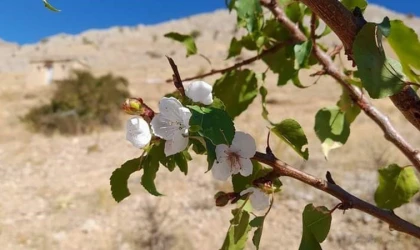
[178,107,192,130]
[185,80,213,105]
[164,132,189,156]
[250,189,270,211]
[126,117,152,148]
[150,114,177,140]
[231,132,256,158]
[211,159,232,181]
[215,144,229,160]
[239,158,253,177]
[240,187,256,197]
[159,97,184,121]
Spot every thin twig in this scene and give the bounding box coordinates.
[165,41,292,83]
[260,0,420,172]
[252,151,420,239]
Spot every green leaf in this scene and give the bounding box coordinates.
[205,138,217,171]
[110,158,142,202]
[261,19,290,42]
[271,119,309,160]
[249,216,265,227]
[213,69,259,119]
[262,45,298,86]
[294,41,313,69]
[221,209,252,250]
[388,20,420,83]
[210,97,227,110]
[232,160,270,193]
[233,0,263,33]
[227,37,243,59]
[340,0,367,12]
[259,85,269,121]
[285,2,304,23]
[164,32,197,57]
[374,164,420,210]
[174,152,189,175]
[141,152,162,196]
[337,88,361,124]
[43,0,61,12]
[353,22,405,98]
[314,106,350,158]
[189,106,235,145]
[252,227,263,250]
[299,204,332,250]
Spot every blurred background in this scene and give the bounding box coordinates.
[0,1,419,249]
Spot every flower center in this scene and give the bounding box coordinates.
[227,151,241,171]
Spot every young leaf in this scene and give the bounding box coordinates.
[188,106,236,145]
[227,37,243,59]
[43,0,61,12]
[259,85,269,121]
[388,20,420,83]
[233,0,263,33]
[141,153,162,196]
[271,119,309,160]
[213,69,259,119]
[374,164,420,210]
[299,204,332,250]
[110,158,142,202]
[250,216,265,250]
[221,209,252,250]
[174,151,190,175]
[340,0,367,12]
[262,46,298,86]
[353,22,405,98]
[294,40,312,69]
[337,88,361,124]
[314,106,350,158]
[164,32,197,57]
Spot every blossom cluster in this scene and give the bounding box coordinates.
[124,80,269,210]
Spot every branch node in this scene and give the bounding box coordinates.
[326,171,336,184]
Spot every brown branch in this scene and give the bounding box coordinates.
[252,151,420,239]
[165,41,291,83]
[298,0,420,132]
[260,0,420,172]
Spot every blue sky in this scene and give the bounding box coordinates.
[0,0,417,44]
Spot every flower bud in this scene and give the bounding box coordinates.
[122,98,154,120]
[214,191,230,207]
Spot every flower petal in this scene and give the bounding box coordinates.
[231,131,256,158]
[215,144,229,161]
[211,159,232,181]
[164,132,189,156]
[240,187,255,197]
[239,158,253,177]
[126,117,152,148]
[178,107,192,132]
[185,80,213,105]
[150,114,177,140]
[249,189,270,211]
[159,97,184,121]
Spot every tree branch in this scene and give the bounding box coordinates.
[297,0,420,132]
[260,0,420,172]
[165,41,292,83]
[252,151,420,239]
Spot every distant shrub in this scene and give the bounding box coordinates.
[23,70,130,135]
[190,29,202,39]
[82,37,94,45]
[145,50,162,58]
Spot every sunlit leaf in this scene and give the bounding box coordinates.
[388,20,420,83]
[271,119,309,160]
[337,88,361,124]
[221,209,251,250]
[233,0,263,33]
[374,164,420,210]
[43,0,61,12]
[110,158,142,202]
[353,22,405,98]
[314,106,350,158]
[227,37,243,59]
[294,41,313,69]
[340,0,367,12]
[164,32,197,57]
[213,69,259,119]
[299,204,332,250]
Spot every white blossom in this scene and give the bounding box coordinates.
[126,117,152,148]
[211,131,256,181]
[240,187,270,211]
[185,80,213,105]
[150,97,191,156]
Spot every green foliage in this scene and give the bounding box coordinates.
[374,164,420,210]
[249,216,265,250]
[314,106,350,158]
[141,147,163,196]
[294,40,313,69]
[188,105,235,145]
[227,37,243,59]
[353,21,405,98]
[23,70,130,135]
[231,0,263,33]
[341,0,367,12]
[388,20,420,83]
[337,88,361,124]
[232,161,272,193]
[271,119,309,160]
[110,158,142,202]
[299,204,332,250]
[43,0,60,12]
[213,69,259,119]
[164,32,197,57]
[221,208,252,250]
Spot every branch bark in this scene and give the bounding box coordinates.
[260,0,420,172]
[252,151,420,239]
[166,40,293,83]
[298,0,420,132]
